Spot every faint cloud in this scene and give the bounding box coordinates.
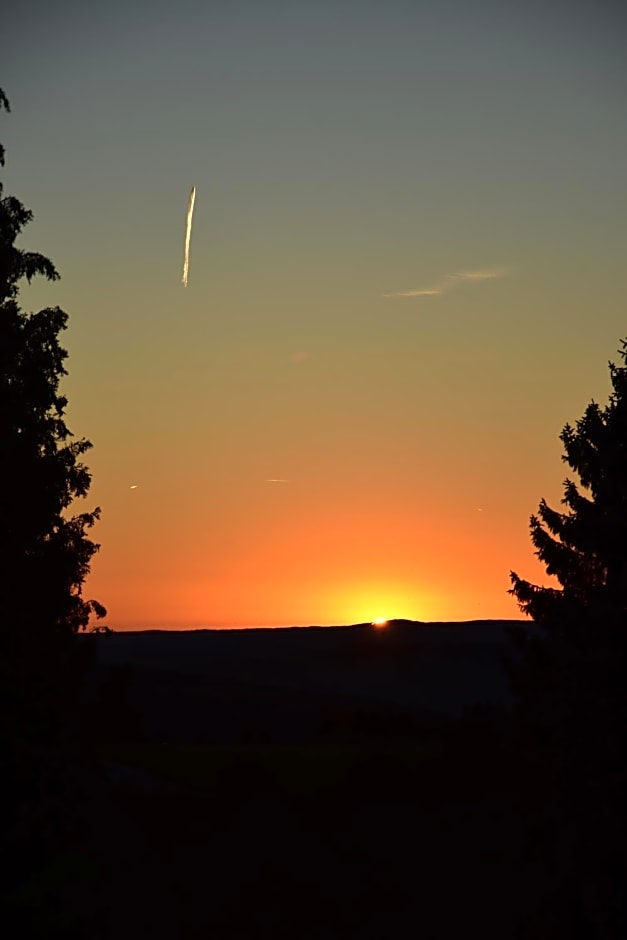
[383,266,512,299]
[382,287,442,298]
[448,266,511,282]
[267,479,289,483]
[289,351,308,363]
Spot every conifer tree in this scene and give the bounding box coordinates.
[509,340,627,937]
[1,91,108,900]
[0,89,105,658]
[510,340,627,627]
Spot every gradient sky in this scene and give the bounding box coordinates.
[3,0,626,627]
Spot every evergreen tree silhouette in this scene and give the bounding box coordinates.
[0,89,105,656]
[1,90,108,914]
[509,340,627,937]
[510,341,627,625]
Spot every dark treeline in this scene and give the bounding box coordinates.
[507,339,627,937]
[1,87,109,933]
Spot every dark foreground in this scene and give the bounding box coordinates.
[7,622,568,938]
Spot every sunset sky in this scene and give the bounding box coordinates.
[4,1,626,628]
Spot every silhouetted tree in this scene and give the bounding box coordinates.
[0,89,105,655]
[510,342,627,625]
[509,340,627,938]
[1,89,108,911]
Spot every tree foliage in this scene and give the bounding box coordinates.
[508,341,627,936]
[0,89,105,653]
[1,93,110,918]
[510,341,627,627]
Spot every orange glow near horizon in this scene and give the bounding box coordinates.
[5,2,624,634]
[84,491,550,630]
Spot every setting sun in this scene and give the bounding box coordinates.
[10,2,622,636]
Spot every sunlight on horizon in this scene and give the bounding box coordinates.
[329,582,433,627]
[8,1,623,632]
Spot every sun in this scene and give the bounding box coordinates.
[371,618,389,628]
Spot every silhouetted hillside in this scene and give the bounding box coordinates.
[83,620,526,747]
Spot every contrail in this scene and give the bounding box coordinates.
[182,186,196,287]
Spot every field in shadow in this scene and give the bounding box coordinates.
[7,621,563,939]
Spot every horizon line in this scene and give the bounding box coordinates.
[95,616,528,633]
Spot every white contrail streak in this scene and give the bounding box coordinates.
[182,186,196,287]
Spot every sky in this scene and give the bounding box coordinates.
[3,0,626,628]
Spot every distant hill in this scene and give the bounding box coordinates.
[85,619,530,746]
[126,617,528,634]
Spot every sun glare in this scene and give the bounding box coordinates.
[371,618,389,628]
